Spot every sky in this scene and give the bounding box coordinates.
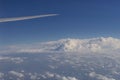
[0,0,120,45]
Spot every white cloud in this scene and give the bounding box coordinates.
[1,37,120,54]
[89,72,116,80]
[9,71,24,78]
[0,56,25,64]
[0,14,58,23]
[0,72,4,78]
[55,75,78,80]
[30,74,38,80]
[45,72,55,78]
[40,72,78,80]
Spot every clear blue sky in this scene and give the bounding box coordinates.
[0,0,120,45]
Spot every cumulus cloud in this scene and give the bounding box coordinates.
[40,72,78,80]
[1,37,120,54]
[89,72,115,80]
[0,14,58,23]
[9,71,24,78]
[55,75,78,80]
[0,72,4,78]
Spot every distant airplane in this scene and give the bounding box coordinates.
[0,14,59,23]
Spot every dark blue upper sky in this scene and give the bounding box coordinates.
[0,0,120,45]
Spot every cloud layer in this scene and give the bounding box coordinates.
[1,37,120,54]
[0,14,58,23]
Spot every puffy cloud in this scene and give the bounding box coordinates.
[40,72,78,80]
[30,74,38,80]
[9,71,24,78]
[55,75,78,80]
[45,72,55,78]
[1,37,120,54]
[0,72,4,78]
[89,72,116,80]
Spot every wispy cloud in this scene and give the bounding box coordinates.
[0,14,58,23]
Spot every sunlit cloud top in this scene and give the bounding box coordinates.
[1,37,120,54]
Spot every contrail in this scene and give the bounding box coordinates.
[0,14,59,23]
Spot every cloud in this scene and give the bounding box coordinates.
[1,37,120,54]
[0,56,26,64]
[0,72,4,78]
[55,75,78,80]
[0,14,58,23]
[9,71,24,78]
[40,72,78,80]
[89,72,116,80]
[0,71,79,80]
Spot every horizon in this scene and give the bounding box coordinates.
[1,36,120,54]
[0,0,120,45]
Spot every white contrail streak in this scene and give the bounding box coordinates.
[0,14,59,23]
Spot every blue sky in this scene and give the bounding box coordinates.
[0,0,120,45]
